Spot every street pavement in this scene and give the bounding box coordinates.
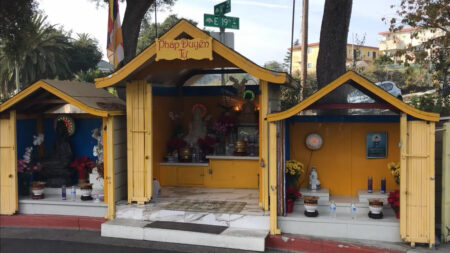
[0,227,284,253]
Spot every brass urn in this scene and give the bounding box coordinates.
[179,147,192,162]
[235,140,247,153]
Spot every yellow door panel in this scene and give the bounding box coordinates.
[177,166,204,186]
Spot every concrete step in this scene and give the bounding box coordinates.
[299,188,329,204]
[115,204,270,230]
[19,194,107,217]
[358,189,390,205]
[279,205,401,242]
[102,218,268,251]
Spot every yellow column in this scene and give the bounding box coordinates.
[259,80,269,210]
[105,116,115,219]
[399,113,407,240]
[269,122,280,235]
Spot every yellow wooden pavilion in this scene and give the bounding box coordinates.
[267,71,440,247]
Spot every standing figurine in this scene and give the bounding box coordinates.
[309,166,321,191]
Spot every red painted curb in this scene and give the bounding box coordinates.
[266,234,406,253]
[0,214,107,231]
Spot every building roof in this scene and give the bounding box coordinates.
[95,19,296,88]
[0,80,125,117]
[266,71,440,122]
[378,27,420,35]
[290,43,379,51]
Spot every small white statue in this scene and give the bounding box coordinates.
[184,107,207,146]
[91,128,103,163]
[309,166,321,191]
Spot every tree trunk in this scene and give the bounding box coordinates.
[316,0,352,103]
[122,0,154,64]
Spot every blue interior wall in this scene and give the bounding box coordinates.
[44,117,102,161]
[17,119,37,159]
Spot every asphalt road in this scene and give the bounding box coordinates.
[0,227,280,253]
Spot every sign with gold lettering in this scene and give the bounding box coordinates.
[155,37,213,61]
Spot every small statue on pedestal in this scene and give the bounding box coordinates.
[309,166,321,191]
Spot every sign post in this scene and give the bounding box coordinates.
[204,0,239,85]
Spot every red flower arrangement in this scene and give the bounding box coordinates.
[70,156,95,182]
[198,136,216,156]
[213,115,236,136]
[167,137,187,152]
[388,190,400,219]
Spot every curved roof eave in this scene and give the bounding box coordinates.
[95,19,293,88]
[0,80,124,117]
[266,71,440,122]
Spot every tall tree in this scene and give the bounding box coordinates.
[0,14,72,91]
[67,33,103,74]
[387,0,449,96]
[316,0,352,103]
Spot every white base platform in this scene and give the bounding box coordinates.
[282,196,401,242]
[102,218,268,251]
[19,192,107,217]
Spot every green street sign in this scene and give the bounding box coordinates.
[204,14,239,29]
[214,0,231,16]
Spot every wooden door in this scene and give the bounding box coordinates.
[126,80,153,204]
[0,111,18,215]
[400,114,435,247]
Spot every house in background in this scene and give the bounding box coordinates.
[290,43,379,77]
[378,27,446,64]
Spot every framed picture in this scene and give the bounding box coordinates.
[366,132,387,159]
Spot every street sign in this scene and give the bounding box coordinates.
[214,0,231,16]
[204,14,239,29]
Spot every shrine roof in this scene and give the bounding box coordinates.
[94,19,297,88]
[266,71,440,122]
[0,79,125,117]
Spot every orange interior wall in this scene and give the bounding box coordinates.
[290,122,400,196]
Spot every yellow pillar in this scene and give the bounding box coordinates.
[259,80,269,210]
[105,116,115,219]
[269,122,280,235]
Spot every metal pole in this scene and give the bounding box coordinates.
[220,27,225,86]
[289,0,296,75]
[300,0,308,101]
[155,0,158,38]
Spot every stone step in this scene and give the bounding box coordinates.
[102,219,268,251]
[279,206,401,242]
[358,190,390,205]
[19,194,107,217]
[299,188,329,204]
[44,187,104,196]
[115,204,269,230]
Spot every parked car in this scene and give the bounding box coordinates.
[347,81,403,103]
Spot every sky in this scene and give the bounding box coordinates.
[37,0,398,66]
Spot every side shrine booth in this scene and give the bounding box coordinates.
[266,71,440,247]
[95,20,295,251]
[0,80,126,219]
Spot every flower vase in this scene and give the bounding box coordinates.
[286,199,294,213]
[19,173,31,196]
[392,205,399,219]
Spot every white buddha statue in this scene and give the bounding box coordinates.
[309,166,321,191]
[184,107,207,147]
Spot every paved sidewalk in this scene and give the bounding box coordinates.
[266,234,450,253]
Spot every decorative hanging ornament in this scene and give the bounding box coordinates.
[242,90,255,101]
[306,133,323,150]
[54,115,76,136]
[192,103,207,118]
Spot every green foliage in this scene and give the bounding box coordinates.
[67,33,102,74]
[137,14,197,54]
[283,39,299,72]
[386,0,449,96]
[74,68,112,83]
[409,92,450,116]
[264,61,284,72]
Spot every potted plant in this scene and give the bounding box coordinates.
[198,136,216,159]
[388,190,400,219]
[286,186,302,213]
[285,160,305,190]
[167,137,187,161]
[368,198,384,215]
[70,156,95,184]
